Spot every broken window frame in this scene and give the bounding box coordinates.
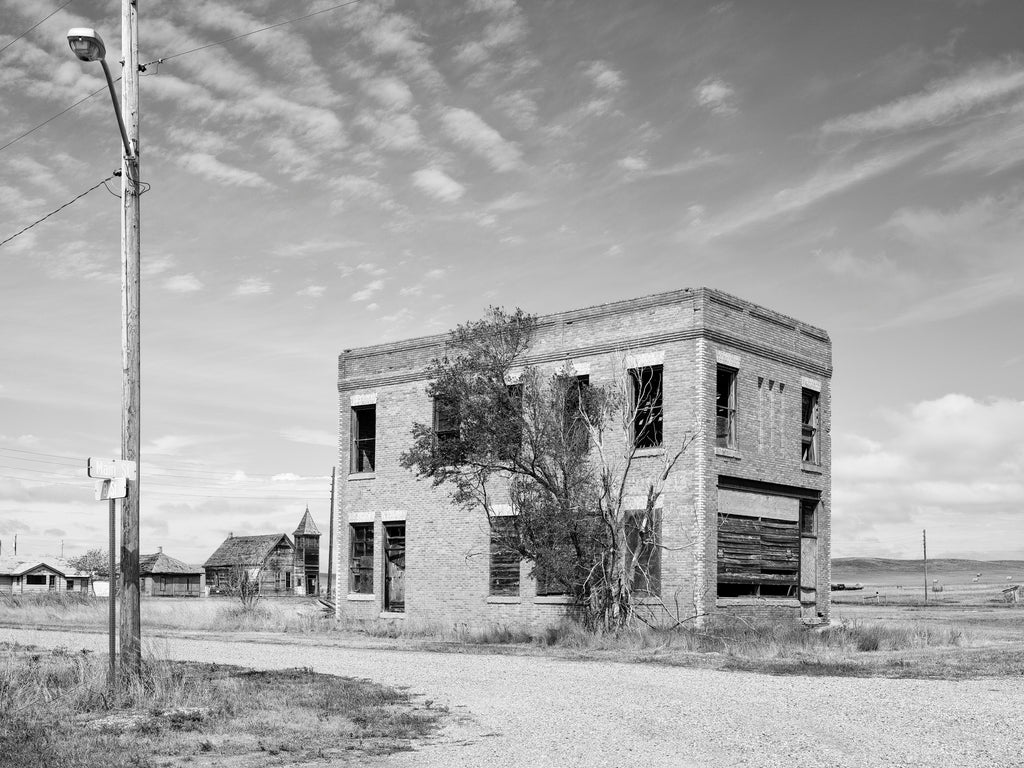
[348,523,374,594]
[561,374,592,452]
[626,510,662,596]
[350,405,376,473]
[383,522,406,613]
[716,366,737,450]
[801,388,820,464]
[488,516,520,597]
[630,365,664,450]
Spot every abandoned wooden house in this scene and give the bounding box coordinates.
[335,288,832,628]
[139,548,206,598]
[0,557,92,595]
[204,509,322,596]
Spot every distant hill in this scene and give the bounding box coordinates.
[832,557,1024,574]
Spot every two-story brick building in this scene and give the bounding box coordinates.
[335,288,832,628]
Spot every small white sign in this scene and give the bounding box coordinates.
[87,457,137,480]
[95,478,127,500]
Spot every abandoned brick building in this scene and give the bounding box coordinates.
[334,288,832,627]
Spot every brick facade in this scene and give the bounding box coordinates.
[335,288,832,629]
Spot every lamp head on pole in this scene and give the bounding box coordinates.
[67,28,106,62]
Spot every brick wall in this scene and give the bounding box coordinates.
[336,287,832,630]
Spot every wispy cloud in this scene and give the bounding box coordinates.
[412,168,466,202]
[441,108,523,171]
[280,427,335,447]
[822,59,1024,136]
[234,277,271,296]
[877,275,1020,329]
[164,274,204,293]
[585,61,625,92]
[696,77,738,116]
[351,279,384,302]
[178,153,272,189]
[297,285,326,298]
[685,144,931,240]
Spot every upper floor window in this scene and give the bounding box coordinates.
[716,366,737,449]
[801,389,820,464]
[433,396,460,444]
[630,365,664,449]
[350,405,376,473]
[562,374,592,451]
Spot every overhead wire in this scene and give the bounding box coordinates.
[0,172,117,249]
[0,0,76,56]
[0,0,366,155]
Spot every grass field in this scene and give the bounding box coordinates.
[3,558,1022,680]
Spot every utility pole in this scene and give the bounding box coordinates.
[922,529,928,606]
[119,0,142,680]
[326,467,336,599]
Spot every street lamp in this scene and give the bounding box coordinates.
[67,7,142,685]
[66,28,133,159]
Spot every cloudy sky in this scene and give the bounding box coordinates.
[1,0,1022,564]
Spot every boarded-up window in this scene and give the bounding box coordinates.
[627,511,661,596]
[717,489,799,598]
[433,396,460,444]
[349,523,373,594]
[489,517,520,596]
[630,366,664,449]
[350,405,376,473]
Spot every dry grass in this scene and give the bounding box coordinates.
[0,642,443,768]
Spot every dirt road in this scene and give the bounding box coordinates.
[3,627,1020,768]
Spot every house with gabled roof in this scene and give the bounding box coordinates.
[0,557,92,595]
[140,547,205,598]
[204,509,323,596]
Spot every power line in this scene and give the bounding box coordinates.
[146,0,365,66]
[0,84,109,154]
[0,0,365,155]
[0,446,331,481]
[0,172,116,249]
[0,0,76,56]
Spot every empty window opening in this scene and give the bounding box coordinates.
[562,374,592,451]
[627,511,661,596]
[351,405,376,473]
[800,499,817,537]
[383,522,406,612]
[26,574,47,586]
[489,517,520,597]
[716,366,737,449]
[630,365,664,449]
[349,523,374,594]
[801,389,820,464]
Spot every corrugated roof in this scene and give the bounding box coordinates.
[139,552,203,575]
[293,508,320,536]
[203,533,292,568]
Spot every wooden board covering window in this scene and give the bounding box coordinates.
[489,517,520,596]
[717,515,799,590]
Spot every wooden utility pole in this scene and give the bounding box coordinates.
[326,467,336,599]
[119,0,142,680]
[922,529,928,606]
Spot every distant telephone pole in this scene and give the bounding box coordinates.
[923,529,928,605]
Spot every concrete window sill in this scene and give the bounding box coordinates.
[487,596,521,604]
[801,463,823,474]
[346,593,375,602]
[715,447,741,459]
[534,595,573,605]
[716,598,800,608]
[379,611,405,619]
[631,447,665,458]
[348,472,376,481]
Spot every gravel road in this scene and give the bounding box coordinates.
[3,626,1020,768]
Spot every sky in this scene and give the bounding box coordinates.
[1,0,1022,565]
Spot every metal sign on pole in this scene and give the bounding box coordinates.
[88,457,137,481]
[95,478,128,501]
